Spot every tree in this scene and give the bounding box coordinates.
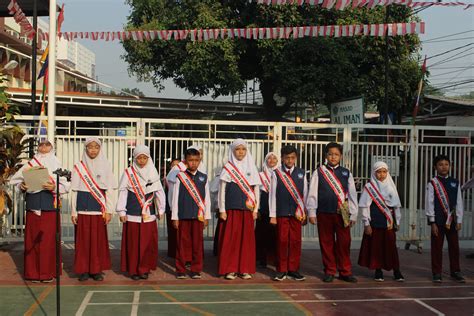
[122,0,422,120]
[120,88,146,97]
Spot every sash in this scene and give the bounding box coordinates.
[125,166,155,220]
[431,177,454,228]
[365,181,393,230]
[275,169,306,222]
[319,165,350,227]
[177,171,206,222]
[28,157,59,208]
[74,161,107,215]
[259,171,271,193]
[222,162,256,210]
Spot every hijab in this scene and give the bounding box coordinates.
[359,161,401,208]
[119,145,161,194]
[220,138,260,186]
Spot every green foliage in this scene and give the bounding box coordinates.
[122,1,422,119]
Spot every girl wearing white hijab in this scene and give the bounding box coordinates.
[218,138,261,280]
[70,137,118,282]
[117,145,166,280]
[10,140,70,283]
[255,152,279,268]
[358,161,404,282]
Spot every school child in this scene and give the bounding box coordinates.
[10,140,70,283]
[358,162,404,282]
[210,167,222,256]
[256,152,279,268]
[269,146,307,281]
[117,145,166,280]
[218,138,260,280]
[70,137,117,281]
[171,148,211,279]
[307,142,358,283]
[165,158,181,258]
[426,155,465,283]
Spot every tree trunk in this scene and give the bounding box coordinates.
[260,80,290,121]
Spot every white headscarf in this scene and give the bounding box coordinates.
[119,145,161,194]
[220,138,260,186]
[71,137,117,191]
[262,152,279,176]
[359,161,401,208]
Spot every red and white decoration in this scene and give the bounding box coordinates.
[40,22,424,42]
[255,0,473,10]
[7,0,36,40]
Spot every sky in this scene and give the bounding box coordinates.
[53,0,473,99]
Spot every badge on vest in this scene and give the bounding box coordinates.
[342,171,349,176]
[298,173,304,179]
[198,176,205,182]
[450,182,457,188]
[246,172,251,177]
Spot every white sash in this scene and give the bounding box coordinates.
[319,165,346,204]
[28,157,59,208]
[431,177,454,228]
[365,181,393,229]
[275,169,306,221]
[177,171,206,222]
[125,166,154,220]
[223,162,256,210]
[259,171,270,193]
[74,161,107,214]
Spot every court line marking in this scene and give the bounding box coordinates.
[270,284,313,316]
[75,291,93,316]
[413,299,445,316]
[88,285,474,293]
[24,286,54,316]
[131,291,140,316]
[152,285,214,316]
[83,296,474,305]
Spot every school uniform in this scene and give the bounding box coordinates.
[171,169,211,274]
[426,175,464,275]
[11,149,70,281]
[269,166,308,273]
[307,164,358,277]
[117,146,166,277]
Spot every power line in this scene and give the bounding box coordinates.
[422,37,474,44]
[429,52,474,68]
[429,65,474,77]
[425,43,474,61]
[422,30,474,43]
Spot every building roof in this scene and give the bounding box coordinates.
[0,0,51,17]
[424,95,474,108]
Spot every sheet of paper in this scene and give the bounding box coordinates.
[22,167,51,192]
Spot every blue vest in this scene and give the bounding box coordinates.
[225,182,248,211]
[275,167,306,217]
[369,203,393,229]
[317,166,350,214]
[177,170,207,220]
[432,176,459,226]
[259,190,269,216]
[25,191,55,211]
[76,190,106,212]
[126,190,156,216]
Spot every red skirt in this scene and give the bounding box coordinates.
[24,211,61,280]
[121,221,158,276]
[74,214,111,274]
[358,227,400,271]
[218,210,256,275]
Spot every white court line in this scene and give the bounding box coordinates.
[130,291,140,316]
[414,299,445,316]
[89,285,474,293]
[83,296,474,306]
[75,291,93,316]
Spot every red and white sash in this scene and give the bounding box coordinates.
[223,162,256,210]
[74,161,107,214]
[319,165,347,206]
[28,157,59,208]
[259,171,271,193]
[431,177,454,228]
[177,171,206,222]
[365,181,393,229]
[125,166,155,219]
[275,169,306,222]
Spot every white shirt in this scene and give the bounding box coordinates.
[306,165,358,221]
[269,166,308,218]
[425,177,464,224]
[116,188,165,223]
[170,170,211,221]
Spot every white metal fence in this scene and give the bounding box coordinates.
[1,116,473,244]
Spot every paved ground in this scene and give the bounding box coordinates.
[0,241,473,315]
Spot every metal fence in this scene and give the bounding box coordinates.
[1,116,473,244]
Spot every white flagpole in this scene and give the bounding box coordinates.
[47,0,57,142]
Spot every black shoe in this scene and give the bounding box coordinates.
[394,270,405,282]
[92,274,104,281]
[176,273,187,279]
[433,274,442,283]
[451,272,466,283]
[322,274,335,283]
[185,262,191,269]
[273,272,287,281]
[79,273,89,282]
[139,273,149,280]
[339,275,358,283]
[287,271,306,281]
[190,272,202,279]
[374,269,384,282]
[131,275,140,281]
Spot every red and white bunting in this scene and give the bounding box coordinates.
[255,0,472,10]
[39,22,424,42]
[7,0,36,40]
